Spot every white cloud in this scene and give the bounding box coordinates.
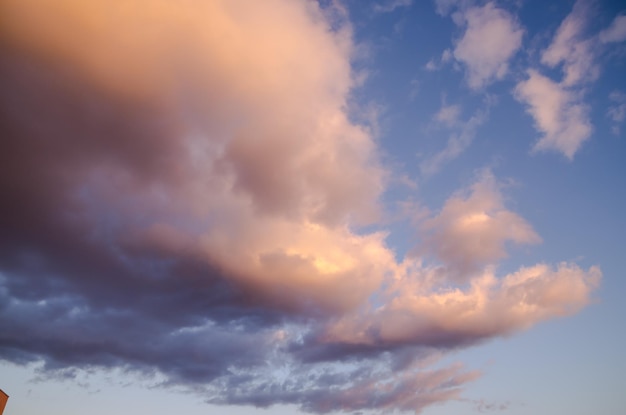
[514,70,592,159]
[599,14,626,43]
[453,3,524,89]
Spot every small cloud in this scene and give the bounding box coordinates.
[420,102,490,176]
[470,398,512,412]
[420,171,541,276]
[409,78,420,100]
[515,1,626,156]
[453,3,524,89]
[608,90,626,121]
[599,14,626,44]
[373,0,412,14]
[540,1,599,86]
[514,70,592,159]
[435,103,461,126]
[425,58,438,71]
[607,90,626,135]
[424,49,453,72]
[434,0,461,16]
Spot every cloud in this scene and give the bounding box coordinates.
[373,0,413,14]
[424,49,453,72]
[324,261,600,350]
[0,0,388,312]
[208,357,481,414]
[294,174,597,351]
[471,398,512,412]
[540,1,598,86]
[425,58,438,71]
[514,70,592,159]
[434,0,463,16]
[420,103,488,176]
[0,0,601,413]
[420,172,541,276]
[599,14,626,44]
[452,3,524,89]
[607,90,626,135]
[409,78,420,101]
[435,103,462,126]
[515,0,625,158]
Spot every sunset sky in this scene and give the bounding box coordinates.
[1,0,625,414]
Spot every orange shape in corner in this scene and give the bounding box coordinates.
[0,389,8,415]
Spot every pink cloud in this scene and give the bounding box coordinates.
[540,1,599,86]
[323,262,600,349]
[420,172,541,275]
[0,0,602,413]
[452,3,524,89]
[599,14,626,44]
[514,70,592,159]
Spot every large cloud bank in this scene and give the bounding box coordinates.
[0,0,600,413]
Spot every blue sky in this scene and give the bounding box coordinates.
[1,0,625,414]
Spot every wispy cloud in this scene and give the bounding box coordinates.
[424,49,453,71]
[420,102,489,176]
[607,90,626,135]
[599,14,626,44]
[425,58,438,71]
[540,1,598,86]
[373,0,413,14]
[435,103,462,126]
[434,0,463,17]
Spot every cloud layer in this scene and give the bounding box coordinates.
[0,0,601,413]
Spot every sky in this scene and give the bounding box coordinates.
[1,0,625,414]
